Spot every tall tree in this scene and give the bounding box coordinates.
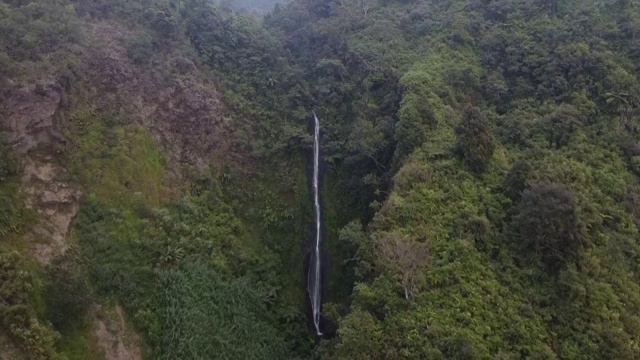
[455,105,495,173]
[516,183,587,267]
[376,232,430,300]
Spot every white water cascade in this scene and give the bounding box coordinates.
[309,111,323,336]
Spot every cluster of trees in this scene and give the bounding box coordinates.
[262,0,640,358]
[0,0,81,81]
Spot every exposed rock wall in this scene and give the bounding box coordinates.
[1,82,81,264]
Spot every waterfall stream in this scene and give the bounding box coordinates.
[309,111,323,336]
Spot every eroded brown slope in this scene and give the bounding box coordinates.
[0,17,242,360]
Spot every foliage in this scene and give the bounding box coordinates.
[516,183,587,268]
[156,258,288,360]
[44,248,92,331]
[545,104,584,149]
[64,111,166,210]
[394,92,432,161]
[126,31,157,66]
[455,105,495,174]
[74,170,305,357]
[502,158,532,201]
[374,232,431,300]
[337,220,372,278]
[0,252,63,360]
[4,0,640,358]
[334,308,383,360]
[0,0,81,63]
[0,133,18,182]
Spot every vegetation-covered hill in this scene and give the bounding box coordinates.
[2,0,640,359]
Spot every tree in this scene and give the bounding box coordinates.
[126,31,156,65]
[376,232,430,300]
[539,0,558,16]
[145,6,179,39]
[546,104,583,149]
[606,92,640,133]
[516,183,587,267]
[394,92,434,161]
[339,220,373,278]
[334,309,383,360]
[348,117,388,171]
[502,159,532,201]
[455,106,495,173]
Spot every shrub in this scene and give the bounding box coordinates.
[0,133,17,182]
[44,247,92,330]
[0,134,25,236]
[334,309,383,360]
[0,252,62,360]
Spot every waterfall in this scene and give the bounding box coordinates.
[309,111,323,336]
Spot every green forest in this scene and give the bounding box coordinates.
[1,0,640,359]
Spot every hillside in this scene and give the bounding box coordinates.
[1,1,307,358]
[2,0,640,359]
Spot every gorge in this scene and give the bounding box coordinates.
[2,0,640,359]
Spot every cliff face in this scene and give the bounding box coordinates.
[0,17,240,261]
[1,80,79,264]
[78,21,238,172]
[0,14,241,360]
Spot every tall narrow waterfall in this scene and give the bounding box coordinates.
[309,111,323,336]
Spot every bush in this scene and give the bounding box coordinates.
[0,133,17,182]
[144,6,179,39]
[44,247,92,330]
[334,309,383,360]
[0,0,81,61]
